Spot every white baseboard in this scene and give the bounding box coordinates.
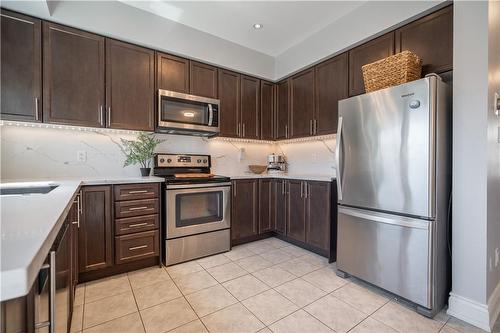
[488,282,500,330]
[447,292,491,332]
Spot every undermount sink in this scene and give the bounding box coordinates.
[0,183,59,196]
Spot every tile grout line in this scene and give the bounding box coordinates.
[127,272,149,333]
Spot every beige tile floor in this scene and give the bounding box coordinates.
[71,237,500,333]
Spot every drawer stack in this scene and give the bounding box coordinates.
[114,183,160,264]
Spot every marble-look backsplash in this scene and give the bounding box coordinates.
[0,125,335,180]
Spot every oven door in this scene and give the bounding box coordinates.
[158,89,219,134]
[166,183,230,239]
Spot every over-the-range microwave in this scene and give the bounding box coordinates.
[157,89,220,137]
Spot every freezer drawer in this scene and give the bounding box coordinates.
[337,206,433,308]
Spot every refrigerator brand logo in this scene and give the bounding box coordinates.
[401,93,415,98]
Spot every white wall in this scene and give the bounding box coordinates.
[1,0,275,79]
[0,125,335,180]
[447,2,499,331]
[274,1,443,79]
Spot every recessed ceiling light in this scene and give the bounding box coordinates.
[253,23,263,29]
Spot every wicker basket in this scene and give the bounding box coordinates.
[362,50,422,93]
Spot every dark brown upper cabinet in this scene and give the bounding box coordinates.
[349,33,395,97]
[43,22,105,127]
[287,179,306,242]
[306,181,331,252]
[106,39,155,131]
[260,81,275,140]
[0,10,42,122]
[218,69,240,138]
[276,79,290,140]
[240,75,260,139]
[156,52,189,94]
[231,179,259,242]
[314,53,348,135]
[190,61,218,99]
[290,68,315,138]
[79,186,113,273]
[259,179,275,234]
[395,5,453,75]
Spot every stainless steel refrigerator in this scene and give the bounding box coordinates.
[335,74,451,317]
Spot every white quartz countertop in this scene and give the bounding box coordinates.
[229,173,336,182]
[0,176,164,301]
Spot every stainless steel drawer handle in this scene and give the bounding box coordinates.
[128,190,149,194]
[127,222,149,228]
[129,245,148,251]
[128,206,149,211]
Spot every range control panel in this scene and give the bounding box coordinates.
[156,154,210,168]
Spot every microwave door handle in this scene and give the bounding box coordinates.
[208,104,213,126]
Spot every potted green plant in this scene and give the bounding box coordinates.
[121,132,163,176]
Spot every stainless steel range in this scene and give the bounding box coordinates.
[154,153,231,266]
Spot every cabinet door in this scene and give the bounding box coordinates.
[395,6,453,75]
[69,199,79,304]
[43,22,105,127]
[156,52,189,93]
[79,186,113,273]
[287,180,306,242]
[258,179,274,234]
[315,53,348,135]
[106,39,155,131]
[231,180,258,241]
[260,81,275,140]
[306,181,331,252]
[276,79,290,139]
[0,10,42,122]
[290,69,315,138]
[218,69,240,137]
[240,75,260,139]
[348,33,395,96]
[190,61,218,98]
[275,179,287,235]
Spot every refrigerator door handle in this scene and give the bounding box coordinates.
[335,116,343,200]
[338,207,429,230]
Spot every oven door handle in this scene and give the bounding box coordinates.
[166,182,232,190]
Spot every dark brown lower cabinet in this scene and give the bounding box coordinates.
[258,179,275,234]
[231,179,259,243]
[305,181,331,252]
[286,180,307,242]
[275,179,287,235]
[79,186,113,273]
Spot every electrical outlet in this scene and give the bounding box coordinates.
[77,150,87,162]
[238,148,246,161]
[495,248,499,267]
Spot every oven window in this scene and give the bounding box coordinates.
[161,96,209,126]
[176,191,223,227]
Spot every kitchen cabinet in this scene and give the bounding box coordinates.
[106,39,155,131]
[218,69,240,138]
[314,53,348,135]
[240,75,260,139]
[231,179,259,242]
[305,181,331,252]
[69,197,79,313]
[259,179,275,234]
[286,180,307,242]
[276,79,290,140]
[156,52,190,94]
[395,5,453,75]
[260,81,275,140]
[43,22,105,127]
[348,32,395,97]
[274,179,287,235]
[190,61,218,99]
[290,69,315,138]
[78,186,113,273]
[0,9,42,122]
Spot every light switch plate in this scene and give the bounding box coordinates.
[77,150,87,162]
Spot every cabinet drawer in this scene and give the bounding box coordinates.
[114,183,159,201]
[115,199,158,218]
[115,230,159,264]
[115,214,159,235]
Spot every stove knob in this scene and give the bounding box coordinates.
[203,159,207,163]
[167,158,172,163]
[159,158,165,163]
[197,159,201,163]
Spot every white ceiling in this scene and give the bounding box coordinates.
[120,1,366,56]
